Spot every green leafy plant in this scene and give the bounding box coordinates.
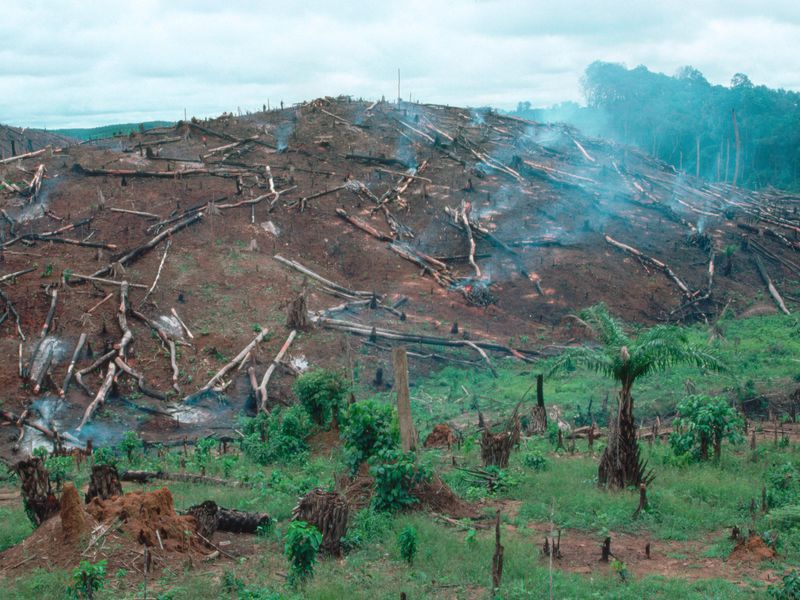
[766,462,800,509]
[68,559,107,599]
[44,455,73,490]
[521,449,549,471]
[92,447,118,467]
[241,405,310,465]
[397,525,418,565]
[341,400,397,474]
[369,449,430,512]
[293,369,348,427]
[117,431,143,464]
[669,395,743,461]
[769,570,800,599]
[284,520,322,586]
[549,303,722,488]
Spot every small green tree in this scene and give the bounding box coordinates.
[397,525,418,565]
[241,405,310,465]
[117,431,143,464]
[369,449,430,511]
[293,369,348,427]
[45,456,73,491]
[549,304,722,488]
[68,559,107,600]
[341,400,397,473]
[284,520,322,586]
[670,395,743,461]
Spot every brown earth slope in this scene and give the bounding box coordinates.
[0,97,798,459]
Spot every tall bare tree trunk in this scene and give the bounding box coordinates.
[393,347,417,452]
[732,109,741,188]
[598,385,642,488]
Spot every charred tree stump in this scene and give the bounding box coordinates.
[528,374,547,434]
[479,411,520,468]
[187,500,219,538]
[14,457,59,526]
[645,542,651,559]
[492,510,504,591]
[633,483,648,519]
[291,488,350,556]
[600,537,612,562]
[85,465,123,503]
[286,288,310,330]
[393,347,418,452]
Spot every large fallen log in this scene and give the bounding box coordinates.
[61,333,87,398]
[753,255,791,315]
[273,255,374,298]
[92,212,203,278]
[77,362,116,431]
[194,327,269,395]
[0,147,50,164]
[604,235,692,297]
[258,330,297,412]
[186,500,270,536]
[314,315,535,361]
[336,208,394,241]
[121,470,255,488]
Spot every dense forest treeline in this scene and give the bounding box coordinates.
[512,61,800,191]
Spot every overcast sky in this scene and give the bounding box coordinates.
[2,1,799,128]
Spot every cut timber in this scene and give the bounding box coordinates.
[0,409,57,440]
[464,340,498,378]
[393,347,418,452]
[61,333,87,397]
[753,255,790,315]
[0,287,25,340]
[273,255,373,298]
[0,146,49,164]
[67,274,147,289]
[258,330,297,412]
[170,307,194,339]
[109,208,160,219]
[186,500,270,535]
[93,212,202,278]
[77,362,116,431]
[604,235,692,296]
[0,267,37,284]
[336,208,394,241]
[196,328,268,395]
[139,239,170,307]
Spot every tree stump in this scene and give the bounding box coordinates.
[186,500,271,536]
[14,457,59,526]
[186,500,219,538]
[528,374,547,434]
[600,537,612,562]
[286,289,310,330]
[85,465,122,503]
[491,510,504,590]
[479,412,520,468]
[292,488,349,556]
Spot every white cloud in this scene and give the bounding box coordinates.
[2,0,799,127]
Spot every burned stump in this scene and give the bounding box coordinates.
[14,457,59,526]
[85,464,123,503]
[527,374,547,434]
[286,289,310,330]
[479,411,521,469]
[292,488,349,556]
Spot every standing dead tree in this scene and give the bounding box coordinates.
[529,374,548,434]
[492,510,504,591]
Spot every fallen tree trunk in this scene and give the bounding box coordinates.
[336,208,394,241]
[273,255,373,298]
[258,330,297,412]
[195,327,269,395]
[121,470,255,488]
[0,147,49,164]
[605,235,692,296]
[77,362,116,431]
[61,333,87,398]
[753,255,791,315]
[186,500,270,536]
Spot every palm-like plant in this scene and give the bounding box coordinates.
[549,304,723,488]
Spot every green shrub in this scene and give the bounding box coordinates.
[369,449,430,512]
[521,449,548,471]
[397,525,418,565]
[92,447,118,468]
[192,437,216,473]
[340,507,393,551]
[341,400,397,473]
[68,559,107,599]
[117,431,143,464]
[769,505,800,529]
[242,405,310,465]
[284,520,322,586]
[293,369,348,427]
[669,395,743,461]
[769,570,800,599]
[766,462,800,509]
[45,455,73,490]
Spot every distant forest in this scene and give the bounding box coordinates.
[512,61,800,191]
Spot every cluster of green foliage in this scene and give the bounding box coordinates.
[396,525,418,565]
[513,61,800,190]
[241,406,310,465]
[766,462,800,509]
[669,395,744,461]
[67,560,106,600]
[521,448,549,471]
[369,449,430,511]
[293,369,348,427]
[341,400,397,473]
[284,520,322,586]
[769,570,800,600]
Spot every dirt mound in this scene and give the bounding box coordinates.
[59,482,87,542]
[86,486,199,552]
[729,535,776,562]
[424,424,457,448]
[412,475,480,519]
